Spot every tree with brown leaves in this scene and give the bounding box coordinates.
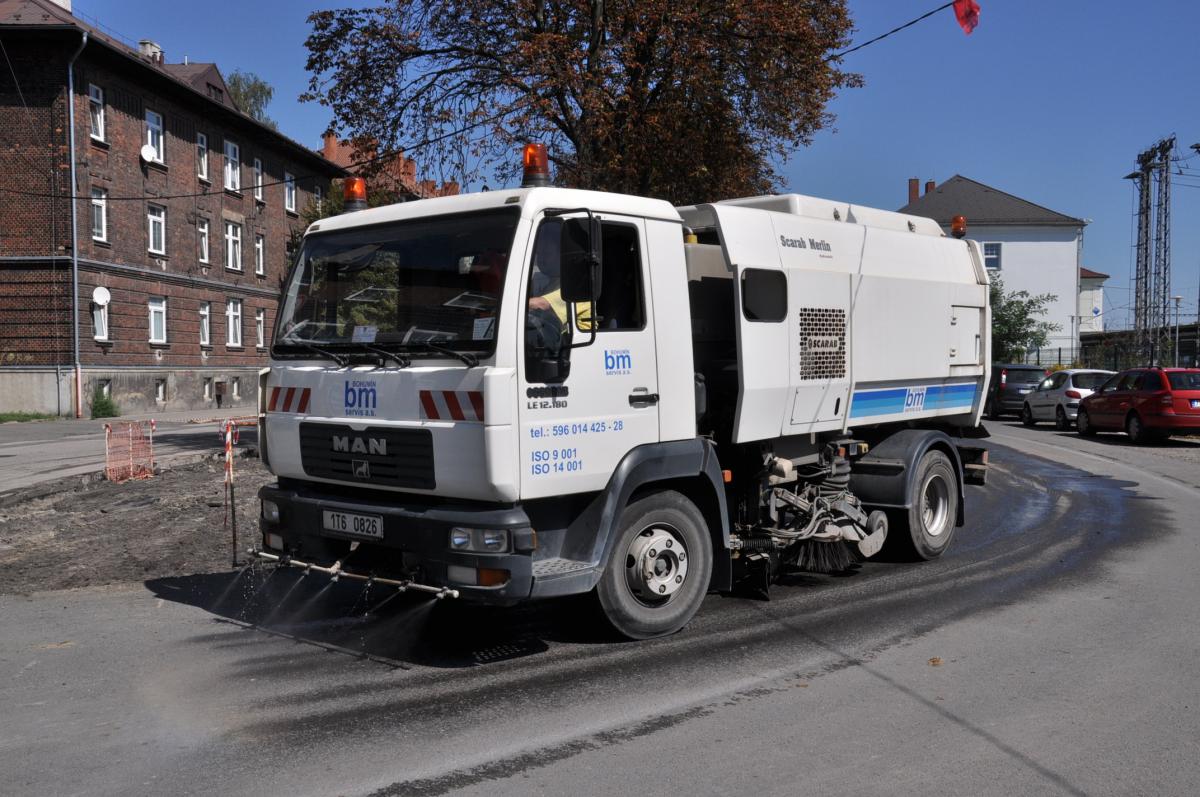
[304,0,859,205]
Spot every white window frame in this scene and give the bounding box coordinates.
[155,379,166,402]
[226,298,243,347]
[284,172,296,212]
[231,376,241,399]
[983,242,1002,270]
[224,221,242,271]
[256,308,265,348]
[148,297,167,344]
[254,233,265,275]
[314,184,323,209]
[145,109,164,163]
[147,204,166,255]
[223,140,241,191]
[90,187,107,242]
[203,377,213,400]
[92,302,108,341]
[196,132,208,180]
[197,218,210,263]
[253,158,263,201]
[199,302,211,346]
[88,84,105,141]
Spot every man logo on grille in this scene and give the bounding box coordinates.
[352,459,371,479]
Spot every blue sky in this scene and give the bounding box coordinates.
[75,0,1200,328]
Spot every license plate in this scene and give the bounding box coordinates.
[1018,388,1032,394]
[1191,399,1200,409]
[322,510,383,539]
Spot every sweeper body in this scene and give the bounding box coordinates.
[257,154,991,638]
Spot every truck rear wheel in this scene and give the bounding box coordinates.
[898,450,959,561]
[595,490,712,640]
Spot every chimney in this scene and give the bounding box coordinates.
[321,131,340,162]
[138,40,163,63]
[907,178,919,205]
[925,180,936,195]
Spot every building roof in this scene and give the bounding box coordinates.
[0,0,345,175]
[1080,267,1109,280]
[897,175,1085,227]
[319,133,458,200]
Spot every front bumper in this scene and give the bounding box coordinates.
[258,482,535,605]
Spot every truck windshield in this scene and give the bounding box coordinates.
[276,208,520,353]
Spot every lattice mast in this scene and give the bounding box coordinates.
[1151,136,1174,362]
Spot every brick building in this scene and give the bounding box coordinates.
[318,132,458,200]
[0,0,346,415]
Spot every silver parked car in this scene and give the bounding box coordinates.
[1021,369,1115,430]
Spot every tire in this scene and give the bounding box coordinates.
[1126,413,1150,445]
[1021,403,1036,426]
[595,490,713,640]
[1055,406,1069,431]
[985,399,1001,421]
[1077,408,1097,436]
[897,450,959,561]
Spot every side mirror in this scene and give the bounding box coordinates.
[560,216,602,302]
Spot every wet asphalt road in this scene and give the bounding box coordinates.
[2,427,1199,796]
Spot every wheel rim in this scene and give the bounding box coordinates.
[1023,406,1032,423]
[1079,411,1089,432]
[624,524,689,606]
[1129,416,1141,438]
[920,473,951,538]
[1056,408,1066,428]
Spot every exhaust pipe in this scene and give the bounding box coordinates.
[251,550,460,599]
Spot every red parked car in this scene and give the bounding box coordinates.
[1077,367,1200,443]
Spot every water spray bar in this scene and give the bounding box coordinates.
[250,549,460,599]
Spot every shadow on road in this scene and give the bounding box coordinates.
[145,566,611,669]
[993,419,1200,449]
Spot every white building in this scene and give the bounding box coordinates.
[899,176,1101,362]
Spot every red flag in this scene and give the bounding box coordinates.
[954,0,981,34]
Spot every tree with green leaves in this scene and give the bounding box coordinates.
[227,69,277,129]
[302,0,859,205]
[989,276,1061,362]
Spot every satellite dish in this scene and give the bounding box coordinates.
[139,144,158,163]
[92,286,111,306]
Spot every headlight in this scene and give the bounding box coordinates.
[447,527,510,553]
[261,499,280,523]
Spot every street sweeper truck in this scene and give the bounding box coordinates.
[255,145,991,639]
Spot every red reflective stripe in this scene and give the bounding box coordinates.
[297,388,311,413]
[442,390,466,421]
[467,391,485,422]
[282,387,296,412]
[268,387,280,412]
[419,390,440,420]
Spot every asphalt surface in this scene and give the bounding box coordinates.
[2,423,1199,796]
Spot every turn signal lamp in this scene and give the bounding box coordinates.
[521,143,550,187]
[951,215,967,239]
[344,176,368,212]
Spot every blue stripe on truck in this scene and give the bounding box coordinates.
[849,383,977,419]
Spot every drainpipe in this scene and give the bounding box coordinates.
[66,29,88,417]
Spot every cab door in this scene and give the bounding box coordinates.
[518,214,660,499]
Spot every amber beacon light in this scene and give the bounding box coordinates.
[951,214,967,239]
[344,176,368,212]
[521,143,550,187]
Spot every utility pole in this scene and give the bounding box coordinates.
[1129,136,1175,365]
[1126,159,1153,362]
[1151,137,1174,363]
[1173,295,1183,367]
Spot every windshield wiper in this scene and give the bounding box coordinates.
[359,343,412,368]
[416,340,479,367]
[276,340,350,368]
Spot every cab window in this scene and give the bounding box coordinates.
[578,222,645,332]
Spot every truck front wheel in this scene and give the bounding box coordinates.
[899,450,959,561]
[596,490,712,640]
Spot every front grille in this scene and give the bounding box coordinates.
[299,422,435,489]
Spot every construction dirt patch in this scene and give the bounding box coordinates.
[0,455,271,595]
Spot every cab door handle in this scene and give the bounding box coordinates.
[629,390,659,406]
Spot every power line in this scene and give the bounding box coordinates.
[830,2,956,60]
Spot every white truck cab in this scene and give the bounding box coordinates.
[258,155,990,639]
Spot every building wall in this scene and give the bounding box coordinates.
[0,33,340,415]
[1078,278,1105,334]
[969,224,1082,356]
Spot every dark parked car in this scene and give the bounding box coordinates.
[1077,367,1200,443]
[984,363,1049,420]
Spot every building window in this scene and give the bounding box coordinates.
[207,83,223,102]
[256,308,265,348]
[199,302,211,346]
[88,84,105,141]
[284,172,296,212]
[204,377,213,400]
[983,242,1002,270]
[99,379,112,398]
[148,297,167,343]
[155,379,167,402]
[226,299,243,346]
[314,184,323,210]
[92,302,108,341]
[254,233,265,275]
[224,221,242,271]
[196,132,208,180]
[224,140,240,191]
[231,376,241,399]
[147,204,166,254]
[198,219,210,263]
[90,188,107,242]
[253,158,263,201]
[144,109,164,163]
